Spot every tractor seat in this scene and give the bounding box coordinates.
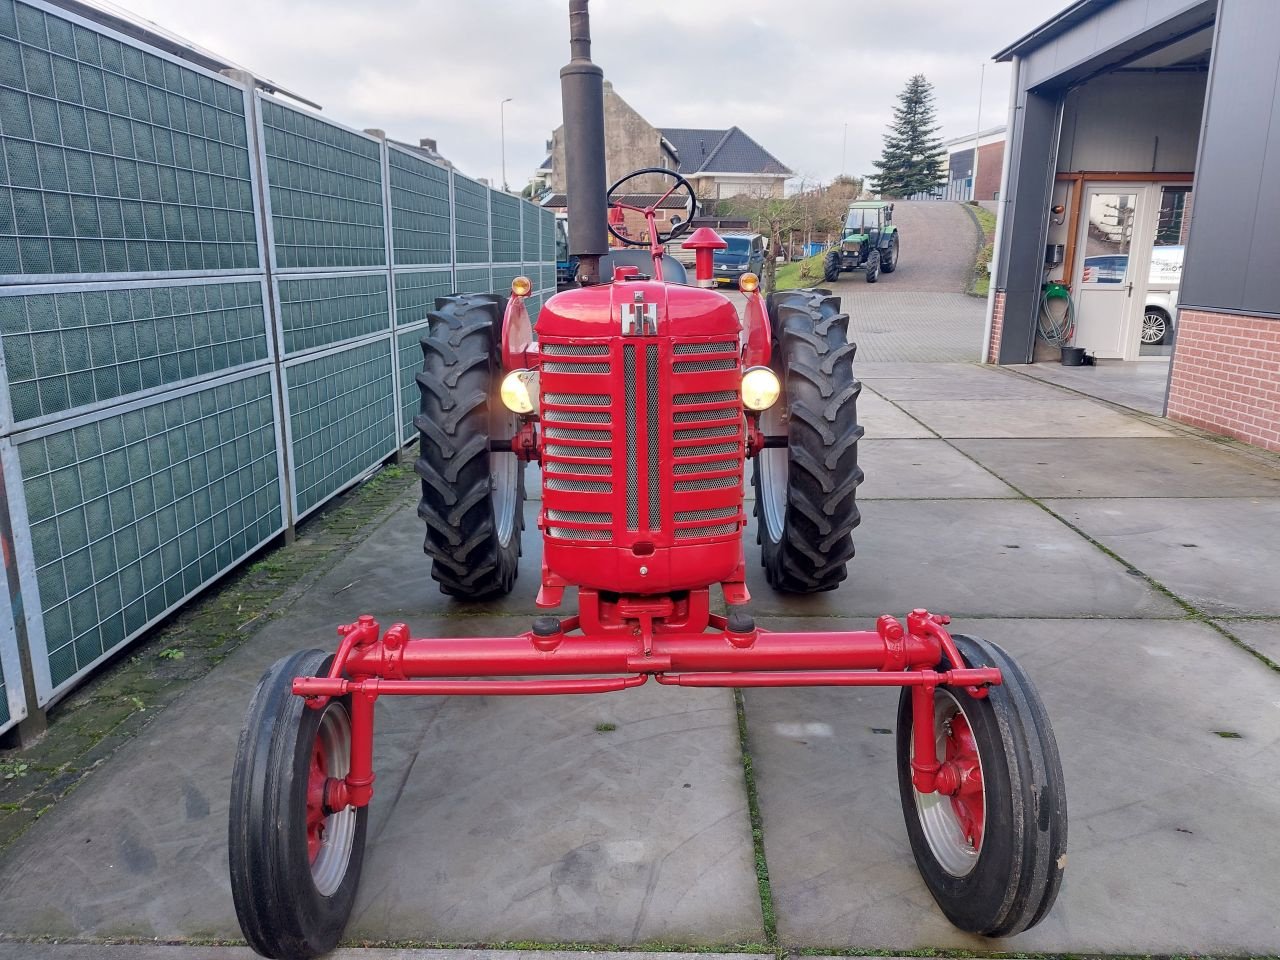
[599,249,688,285]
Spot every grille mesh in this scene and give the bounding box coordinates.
[543,426,610,441]
[548,461,610,476]
[674,475,740,492]
[545,478,611,493]
[673,407,739,423]
[676,441,741,458]
[673,341,738,355]
[676,507,739,522]
[674,424,739,440]
[547,527,611,541]
[624,344,638,530]
[674,459,738,475]
[675,390,739,405]
[544,393,610,406]
[647,345,661,530]
[541,343,609,356]
[542,410,610,424]
[674,358,738,373]
[547,509,611,523]
[541,362,610,374]
[545,444,611,459]
[676,522,738,539]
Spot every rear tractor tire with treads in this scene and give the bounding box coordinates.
[415,293,525,599]
[753,289,863,592]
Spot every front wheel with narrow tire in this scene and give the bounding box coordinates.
[415,293,525,599]
[823,249,841,283]
[865,249,881,283]
[896,634,1067,938]
[753,289,863,592]
[229,649,369,959]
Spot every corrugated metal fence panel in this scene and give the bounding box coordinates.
[1,558,27,734]
[491,265,521,301]
[283,337,396,520]
[3,367,284,703]
[0,277,271,435]
[395,322,427,445]
[0,0,260,281]
[274,271,390,357]
[541,208,556,265]
[451,172,488,265]
[387,145,450,268]
[257,94,385,271]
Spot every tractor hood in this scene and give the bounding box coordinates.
[539,280,742,339]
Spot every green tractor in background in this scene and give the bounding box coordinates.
[824,200,900,283]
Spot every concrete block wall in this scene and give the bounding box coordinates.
[1166,310,1280,453]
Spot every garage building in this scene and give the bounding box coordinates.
[986,0,1280,453]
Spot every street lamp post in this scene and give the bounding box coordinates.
[500,97,513,192]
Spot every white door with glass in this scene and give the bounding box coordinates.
[1072,185,1144,359]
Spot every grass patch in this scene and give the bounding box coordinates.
[733,689,777,948]
[774,250,830,291]
[965,202,997,298]
[594,722,617,733]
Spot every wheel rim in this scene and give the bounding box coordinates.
[758,381,788,542]
[911,689,987,878]
[1141,312,1167,344]
[305,701,358,897]
[489,403,518,545]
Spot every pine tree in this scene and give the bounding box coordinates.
[869,75,947,198]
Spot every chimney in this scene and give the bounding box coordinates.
[419,137,438,153]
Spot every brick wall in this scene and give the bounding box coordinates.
[1167,309,1280,452]
[987,290,1006,363]
[974,141,1005,203]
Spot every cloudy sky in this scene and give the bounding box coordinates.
[104,0,1067,188]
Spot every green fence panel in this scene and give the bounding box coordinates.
[451,172,488,265]
[392,268,451,328]
[275,272,389,356]
[453,265,490,294]
[491,265,521,300]
[488,190,519,264]
[388,146,449,267]
[0,567,24,733]
[0,0,259,279]
[0,278,269,430]
[541,208,556,268]
[284,338,395,518]
[395,322,427,445]
[259,97,385,271]
[10,369,282,697]
[520,199,538,262]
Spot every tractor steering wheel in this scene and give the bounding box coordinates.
[605,167,698,247]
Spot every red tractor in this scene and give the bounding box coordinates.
[228,5,1066,957]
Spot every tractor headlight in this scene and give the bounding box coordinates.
[741,366,781,411]
[500,369,538,414]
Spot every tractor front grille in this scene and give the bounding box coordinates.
[539,336,743,544]
[541,339,616,540]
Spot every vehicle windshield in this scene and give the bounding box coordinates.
[844,208,881,234]
[724,237,752,254]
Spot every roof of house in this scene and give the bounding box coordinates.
[659,127,792,177]
[389,138,454,169]
[541,193,694,210]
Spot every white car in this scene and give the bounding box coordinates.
[1081,245,1183,346]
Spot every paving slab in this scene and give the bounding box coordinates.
[0,503,761,945]
[745,617,1280,953]
[744,499,1180,620]
[857,439,1015,500]
[0,951,774,960]
[857,391,935,439]
[1009,360,1170,416]
[858,362,987,380]
[895,398,1173,439]
[862,374,1062,402]
[952,437,1280,499]
[1216,619,1280,664]
[1045,497,1280,616]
